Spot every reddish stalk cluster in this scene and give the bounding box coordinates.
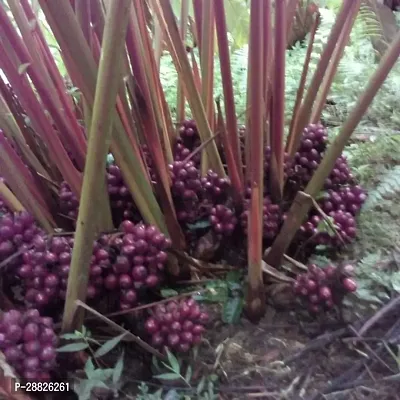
[293,263,357,314]
[144,298,209,353]
[0,309,57,381]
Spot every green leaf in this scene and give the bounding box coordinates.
[74,379,95,400]
[160,289,179,298]
[222,297,243,324]
[185,365,192,383]
[187,220,211,230]
[196,376,206,394]
[166,348,180,374]
[84,358,95,378]
[81,326,87,337]
[112,352,124,385]
[94,332,127,358]
[90,369,114,381]
[164,389,180,400]
[56,342,89,352]
[154,373,181,381]
[18,63,31,75]
[60,333,80,340]
[106,154,115,166]
[226,270,242,282]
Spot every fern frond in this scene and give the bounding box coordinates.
[364,166,400,210]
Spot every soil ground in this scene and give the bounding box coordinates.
[197,306,400,400]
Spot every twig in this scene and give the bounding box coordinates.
[183,131,222,164]
[348,325,396,374]
[85,288,209,320]
[283,327,349,364]
[169,249,240,271]
[0,244,34,269]
[75,300,166,360]
[358,295,400,337]
[301,191,346,245]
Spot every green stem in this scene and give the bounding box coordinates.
[62,0,132,332]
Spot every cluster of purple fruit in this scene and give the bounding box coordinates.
[59,162,140,226]
[59,182,79,220]
[209,205,237,236]
[169,160,203,223]
[324,155,354,189]
[290,123,328,188]
[318,185,367,216]
[177,119,200,150]
[0,211,43,264]
[144,298,209,353]
[17,220,170,311]
[107,163,139,223]
[241,195,282,241]
[174,120,201,167]
[18,235,75,307]
[0,309,57,381]
[107,220,171,310]
[293,263,357,314]
[299,210,357,247]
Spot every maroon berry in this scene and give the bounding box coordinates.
[119,274,132,289]
[182,320,194,331]
[189,305,201,319]
[86,285,97,299]
[44,274,59,288]
[132,266,147,282]
[39,345,56,362]
[24,356,40,371]
[163,313,174,325]
[4,346,22,362]
[145,275,159,288]
[178,343,190,353]
[59,252,71,264]
[167,333,180,348]
[151,333,164,347]
[24,340,41,356]
[319,286,332,300]
[40,327,56,344]
[198,313,209,324]
[342,264,355,276]
[121,289,137,304]
[180,331,193,344]
[192,325,205,335]
[114,255,130,274]
[120,220,135,233]
[342,277,357,292]
[306,280,317,292]
[170,321,182,332]
[23,323,39,342]
[104,274,118,290]
[6,325,23,343]
[144,318,159,334]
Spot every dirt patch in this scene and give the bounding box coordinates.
[190,304,400,400]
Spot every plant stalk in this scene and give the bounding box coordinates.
[266,27,400,268]
[62,0,132,332]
